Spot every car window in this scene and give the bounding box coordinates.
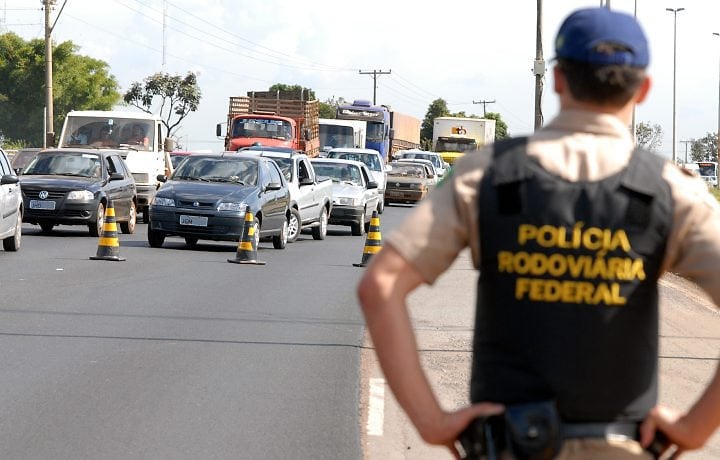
[267,160,283,185]
[108,156,125,176]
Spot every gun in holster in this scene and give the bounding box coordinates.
[457,400,561,460]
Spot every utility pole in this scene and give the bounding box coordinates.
[680,139,693,164]
[358,69,391,105]
[43,0,56,148]
[533,0,545,130]
[162,0,167,67]
[472,100,496,117]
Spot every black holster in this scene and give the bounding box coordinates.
[457,400,561,460]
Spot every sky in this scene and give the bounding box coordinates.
[5,0,720,161]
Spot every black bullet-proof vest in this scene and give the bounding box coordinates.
[474,137,672,422]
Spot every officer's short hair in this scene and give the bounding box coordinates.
[557,58,646,106]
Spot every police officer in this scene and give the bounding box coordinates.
[358,7,720,460]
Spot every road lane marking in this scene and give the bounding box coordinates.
[367,378,385,436]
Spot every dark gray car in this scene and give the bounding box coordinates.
[147,152,290,249]
[20,149,137,236]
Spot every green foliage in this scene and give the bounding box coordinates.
[483,112,508,140]
[268,83,315,101]
[690,132,718,162]
[635,122,663,152]
[0,32,119,146]
[124,71,201,137]
[319,95,348,118]
[421,99,450,146]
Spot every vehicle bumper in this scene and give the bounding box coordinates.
[384,189,426,202]
[329,205,364,225]
[136,184,158,208]
[23,199,101,226]
[149,206,245,241]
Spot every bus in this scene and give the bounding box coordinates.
[696,161,718,188]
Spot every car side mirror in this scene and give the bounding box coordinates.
[265,182,282,191]
[367,180,378,189]
[109,172,125,181]
[299,177,314,186]
[156,174,168,183]
[385,165,393,172]
[1,174,19,185]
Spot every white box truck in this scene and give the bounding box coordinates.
[58,110,175,222]
[432,117,495,165]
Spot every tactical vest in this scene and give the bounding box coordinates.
[473,137,672,422]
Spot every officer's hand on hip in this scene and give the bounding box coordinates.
[427,402,504,460]
[640,404,706,458]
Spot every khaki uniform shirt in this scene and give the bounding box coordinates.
[387,109,720,308]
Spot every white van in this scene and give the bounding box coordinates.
[58,110,174,222]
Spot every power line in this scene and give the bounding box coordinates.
[472,99,496,116]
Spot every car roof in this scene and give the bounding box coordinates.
[239,145,299,154]
[311,157,368,169]
[39,148,113,157]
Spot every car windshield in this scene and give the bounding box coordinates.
[328,152,381,172]
[173,156,258,185]
[388,164,426,178]
[313,163,362,185]
[23,152,102,178]
[60,117,155,151]
[404,153,441,168]
[170,154,190,169]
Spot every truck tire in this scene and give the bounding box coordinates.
[312,208,328,240]
[287,208,301,243]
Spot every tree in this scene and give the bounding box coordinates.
[482,112,509,140]
[691,132,718,162]
[319,95,348,119]
[635,121,663,152]
[123,71,201,138]
[0,32,120,147]
[421,98,450,148]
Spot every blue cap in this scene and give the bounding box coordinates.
[555,8,649,67]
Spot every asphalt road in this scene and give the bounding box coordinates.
[0,206,414,460]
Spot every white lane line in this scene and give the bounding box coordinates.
[367,378,385,436]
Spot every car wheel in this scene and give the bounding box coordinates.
[273,216,288,249]
[312,207,328,240]
[148,228,165,248]
[377,195,385,214]
[40,222,54,233]
[184,237,198,248]
[89,202,105,237]
[3,211,22,251]
[287,208,301,243]
[351,209,366,236]
[120,201,137,234]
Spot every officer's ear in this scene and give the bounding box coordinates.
[553,65,566,96]
[634,75,652,104]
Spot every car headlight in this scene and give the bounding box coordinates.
[217,201,246,212]
[153,196,176,207]
[66,190,94,201]
[335,197,361,206]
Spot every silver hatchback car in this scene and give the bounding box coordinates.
[0,147,22,251]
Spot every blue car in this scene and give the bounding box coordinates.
[147,152,290,249]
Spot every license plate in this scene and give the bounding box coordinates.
[386,191,403,198]
[179,215,208,227]
[30,200,55,210]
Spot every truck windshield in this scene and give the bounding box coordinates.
[697,163,717,178]
[232,118,292,141]
[436,139,478,153]
[61,116,155,152]
[366,122,384,142]
[320,125,354,149]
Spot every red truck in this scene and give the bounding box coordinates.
[217,90,320,156]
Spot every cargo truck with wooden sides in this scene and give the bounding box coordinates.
[217,90,320,157]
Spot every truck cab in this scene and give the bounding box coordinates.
[58,110,174,222]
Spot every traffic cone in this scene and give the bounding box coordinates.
[90,200,126,261]
[353,210,382,267]
[228,206,266,265]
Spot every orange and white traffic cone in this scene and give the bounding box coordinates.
[228,206,266,265]
[90,200,126,261]
[353,210,382,267]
